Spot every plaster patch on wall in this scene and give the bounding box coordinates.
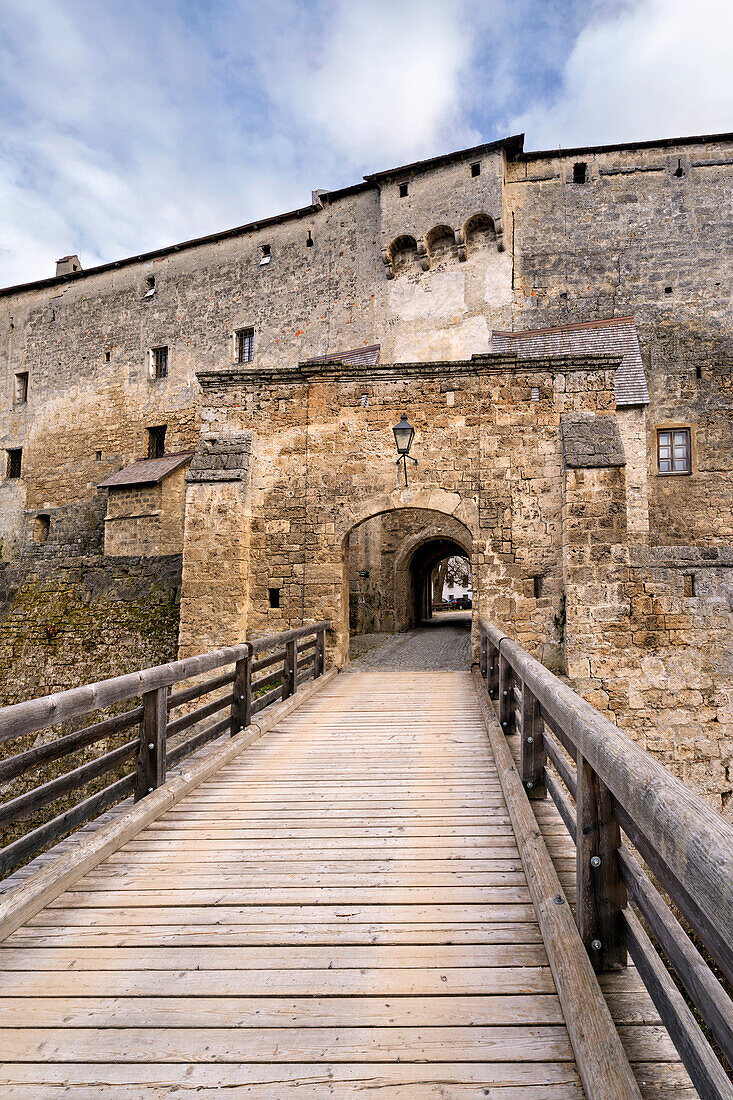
[388,269,466,321]
[483,253,513,307]
[393,314,490,363]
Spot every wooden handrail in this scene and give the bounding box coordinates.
[0,621,332,879]
[479,617,733,1099]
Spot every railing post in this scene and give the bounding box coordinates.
[576,752,627,971]
[520,682,546,800]
[284,638,297,698]
[498,651,514,733]
[315,626,326,678]
[231,645,252,736]
[480,632,488,680]
[488,643,499,699]
[135,685,167,801]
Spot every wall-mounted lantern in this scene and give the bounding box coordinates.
[393,413,418,487]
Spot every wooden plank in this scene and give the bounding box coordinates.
[472,671,642,1099]
[27,903,540,926]
[47,886,534,906]
[0,1025,576,1062]
[0,942,548,970]
[0,1061,586,1094]
[0,993,567,1027]
[0,670,339,944]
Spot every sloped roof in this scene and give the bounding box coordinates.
[301,344,380,368]
[98,451,195,488]
[491,317,649,406]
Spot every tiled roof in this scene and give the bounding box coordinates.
[491,317,648,406]
[301,344,380,368]
[98,451,195,488]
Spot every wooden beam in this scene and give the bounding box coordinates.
[472,671,641,1100]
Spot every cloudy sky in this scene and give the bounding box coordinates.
[0,0,730,286]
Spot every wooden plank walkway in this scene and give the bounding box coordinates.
[0,669,695,1097]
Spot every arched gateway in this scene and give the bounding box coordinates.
[177,349,641,683]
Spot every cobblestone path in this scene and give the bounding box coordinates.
[350,612,471,671]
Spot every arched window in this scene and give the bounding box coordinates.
[425,224,457,262]
[463,213,496,251]
[33,514,50,543]
[387,235,419,275]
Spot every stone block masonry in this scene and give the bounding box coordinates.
[0,128,731,815]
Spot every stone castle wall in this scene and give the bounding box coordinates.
[0,131,731,814]
[0,133,730,560]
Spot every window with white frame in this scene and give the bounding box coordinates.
[657,427,690,474]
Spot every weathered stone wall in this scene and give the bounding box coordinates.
[194,357,617,666]
[0,555,181,707]
[505,137,733,546]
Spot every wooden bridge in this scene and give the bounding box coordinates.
[0,621,731,1097]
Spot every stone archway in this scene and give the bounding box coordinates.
[341,500,476,665]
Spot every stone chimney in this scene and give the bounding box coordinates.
[56,255,82,276]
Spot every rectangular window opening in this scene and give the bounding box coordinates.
[530,386,540,402]
[398,182,408,198]
[470,162,481,177]
[147,425,167,459]
[573,162,588,184]
[268,587,281,609]
[236,327,254,363]
[695,364,702,380]
[105,350,111,362]
[683,573,696,597]
[259,244,271,266]
[6,448,22,479]
[13,371,28,405]
[151,345,168,379]
[657,427,690,474]
[533,575,543,599]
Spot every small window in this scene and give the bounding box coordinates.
[695,364,702,381]
[470,162,481,177]
[268,587,281,608]
[657,428,690,474]
[33,514,50,543]
[530,386,540,402]
[6,448,22,479]
[151,345,168,379]
[147,425,167,459]
[683,573,696,597]
[259,244,271,266]
[13,372,28,405]
[143,275,156,299]
[105,350,111,362]
[95,450,102,461]
[573,162,588,184]
[533,576,543,599]
[306,230,314,247]
[398,182,408,198]
[664,286,672,295]
[235,327,254,363]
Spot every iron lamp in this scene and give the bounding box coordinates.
[392,413,418,486]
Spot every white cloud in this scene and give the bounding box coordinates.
[271,0,476,164]
[509,0,733,149]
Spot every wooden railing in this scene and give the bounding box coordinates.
[479,619,733,1099]
[0,621,330,878]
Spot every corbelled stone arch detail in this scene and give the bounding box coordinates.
[425,223,459,265]
[463,212,497,253]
